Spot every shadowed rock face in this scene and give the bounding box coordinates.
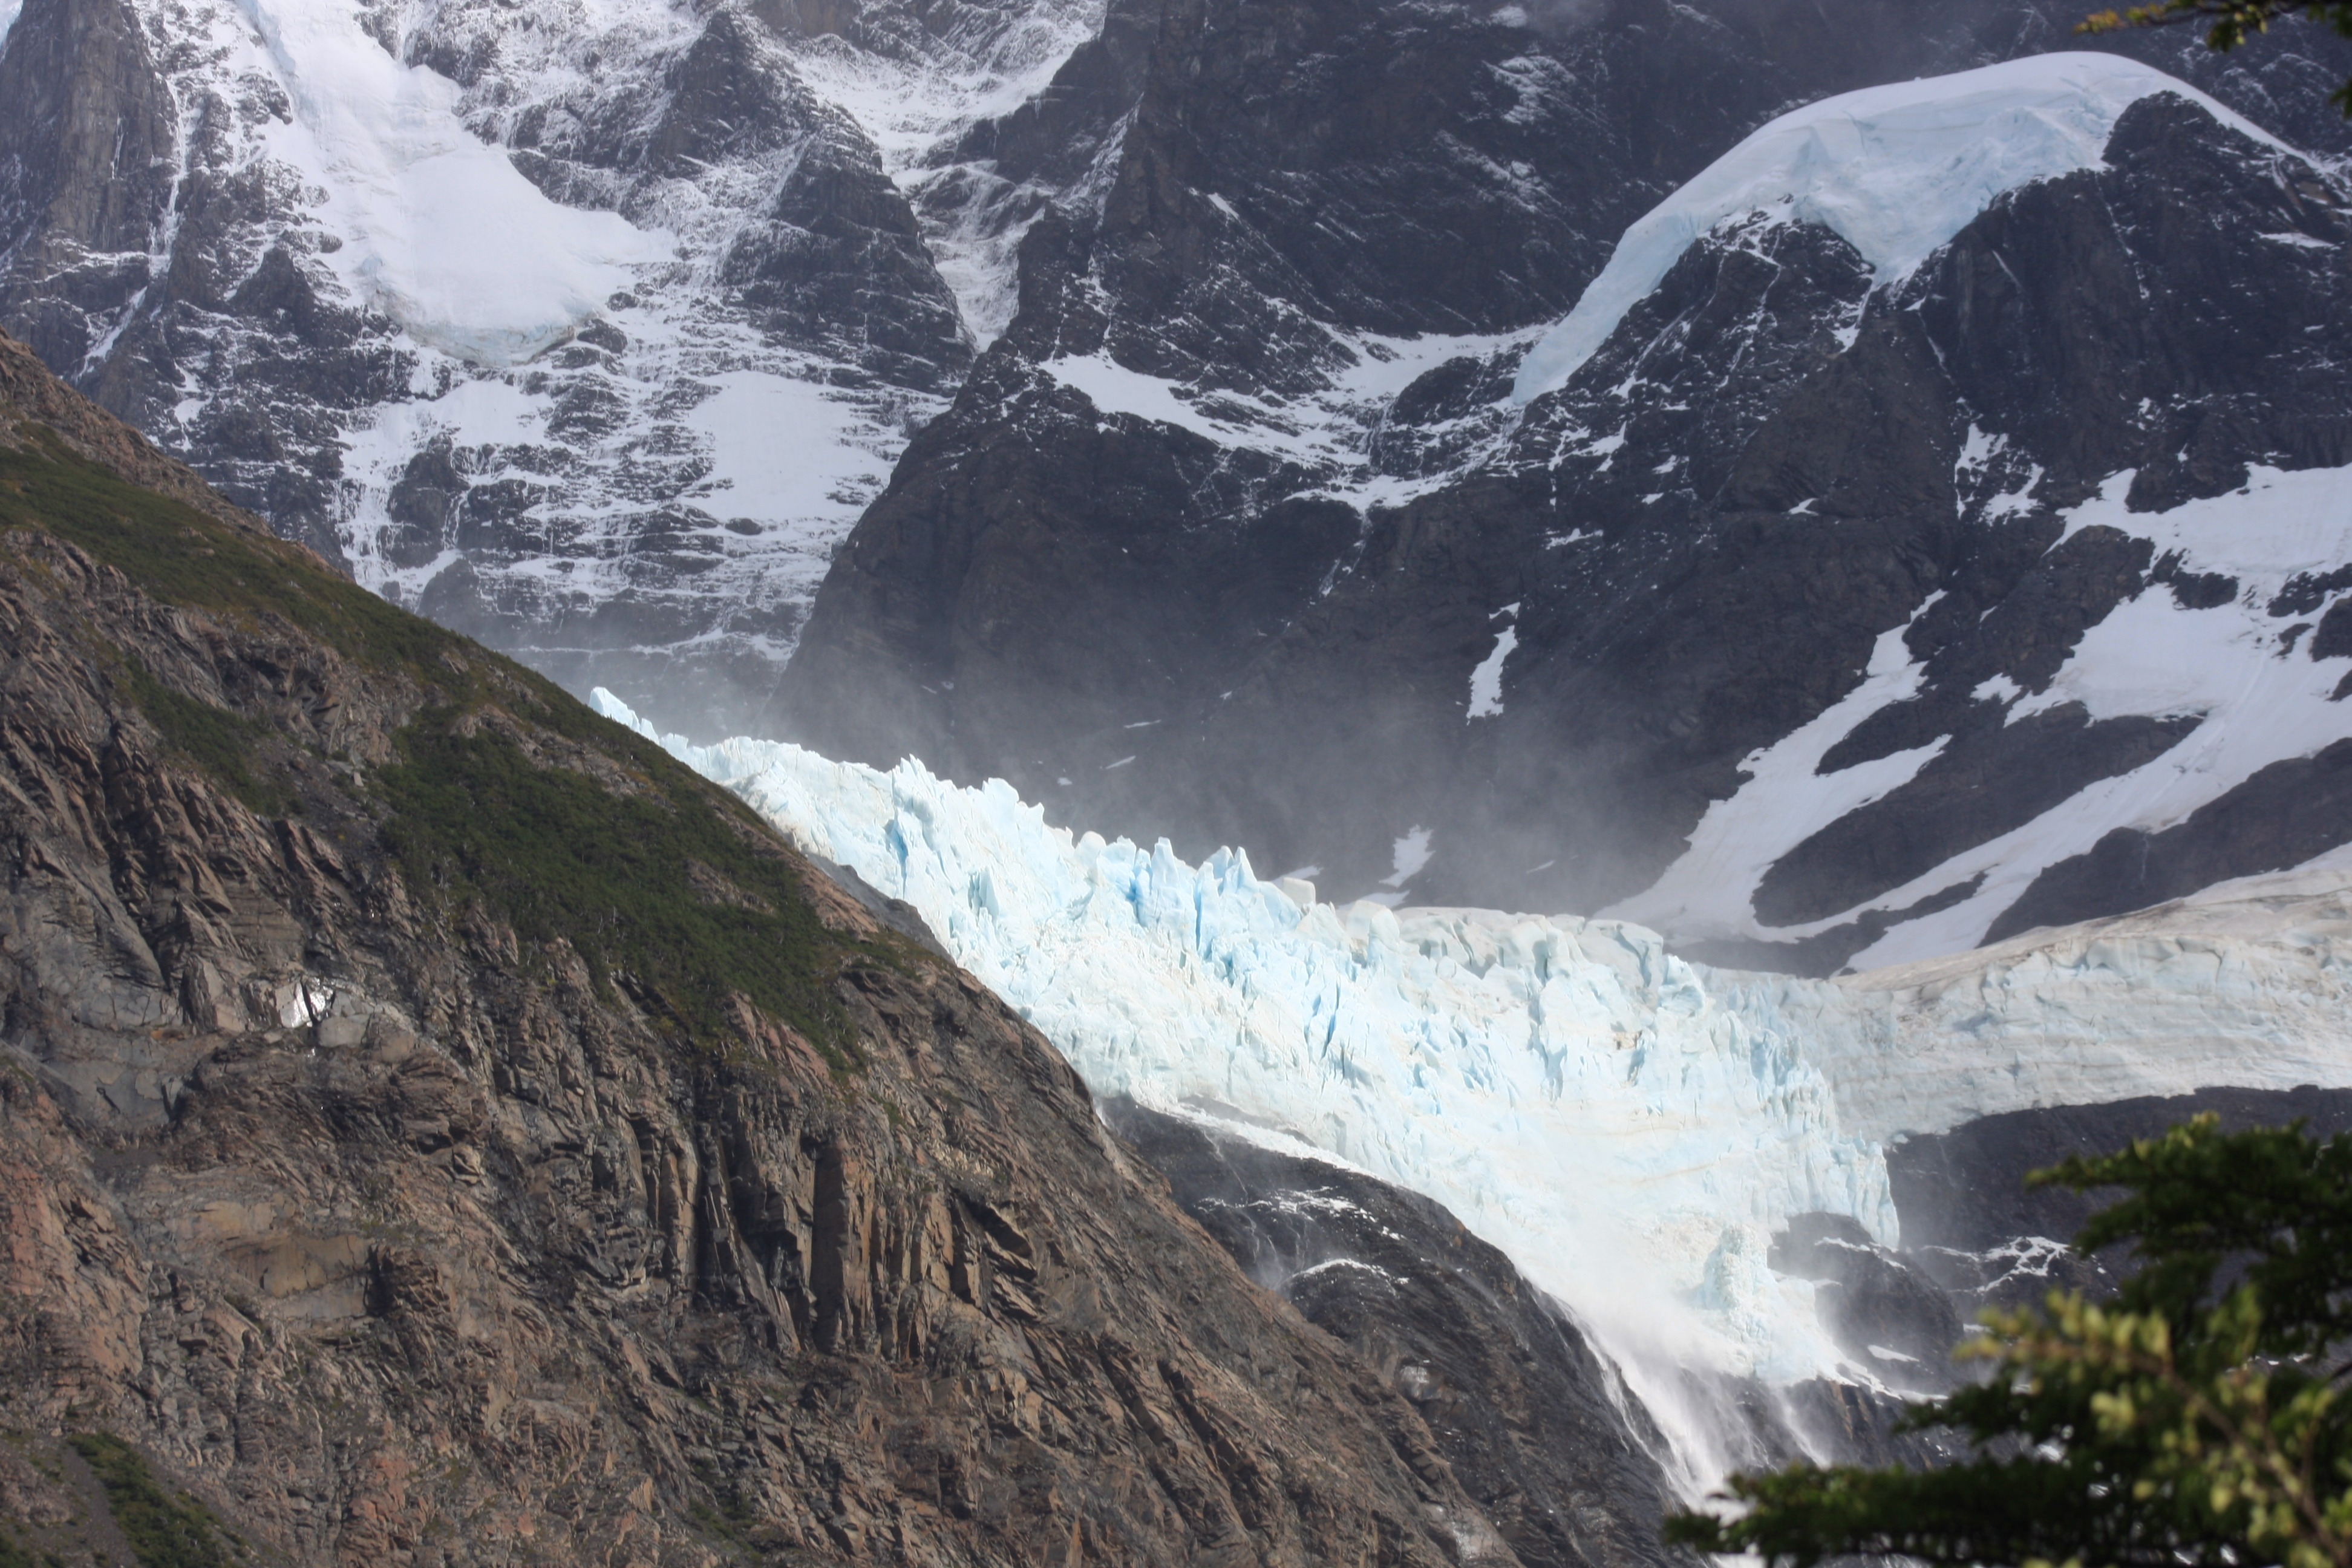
[1885,1083,2352,1257]
[1102,1100,1693,1568]
[1756,1085,2352,1393]
[0,328,1543,1567]
[780,74,2352,965]
[1102,1100,1965,1544]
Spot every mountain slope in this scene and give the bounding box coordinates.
[778,45,2352,969]
[0,326,1552,1566]
[0,0,1116,736]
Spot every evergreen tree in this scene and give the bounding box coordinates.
[1667,1114,2352,1568]
[2081,1,2352,112]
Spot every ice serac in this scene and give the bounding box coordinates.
[1730,862,2352,1143]
[1515,53,2283,400]
[591,689,2352,1483]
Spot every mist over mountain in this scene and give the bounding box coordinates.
[8,0,2352,1560]
[9,0,2352,964]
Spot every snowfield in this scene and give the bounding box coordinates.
[235,0,676,367]
[1513,52,2284,401]
[1609,463,2352,965]
[590,690,2352,1485]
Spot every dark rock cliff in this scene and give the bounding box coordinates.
[1102,1100,1962,1538]
[1103,1100,1689,1568]
[0,327,1555,1566]
[780,59,2352,964]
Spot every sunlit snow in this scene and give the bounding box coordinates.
[1515,54,2286,402]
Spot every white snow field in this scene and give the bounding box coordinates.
[1514,53,2284,402]
[0,0,1108,693]
[590,690,2352,1486]
[1609,463,2352,965]
[235,0,675,367]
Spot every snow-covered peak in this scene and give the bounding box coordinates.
[1514,53,2287,402]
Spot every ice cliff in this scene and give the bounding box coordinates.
[591,690,2352,1478]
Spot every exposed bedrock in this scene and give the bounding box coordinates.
[781,46,2352,967]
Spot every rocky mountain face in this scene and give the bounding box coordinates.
[1099,1099,1950,1558]
[0,327,1638,1566]
[1117,1083,2352,1489]
[771,8,2352,969]
[8,0,2352,969]
[0,0,1105,735]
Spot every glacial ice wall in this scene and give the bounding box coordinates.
[590,692,1884,1392]
[1734,862,2352,1143]
[589,690,2352,1478]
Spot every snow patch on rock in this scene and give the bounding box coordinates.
[1515,53,2285,402]
[1612,463,2352,965]
[1608,601,1950,940]
[1041,322,1544,508]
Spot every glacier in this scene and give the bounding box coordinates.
[1514,53,2287,402]
[589,690,2352,1485]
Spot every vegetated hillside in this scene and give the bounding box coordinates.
[0,326,1544,1567]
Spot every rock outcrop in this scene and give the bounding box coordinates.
[0,327,1548,1566]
